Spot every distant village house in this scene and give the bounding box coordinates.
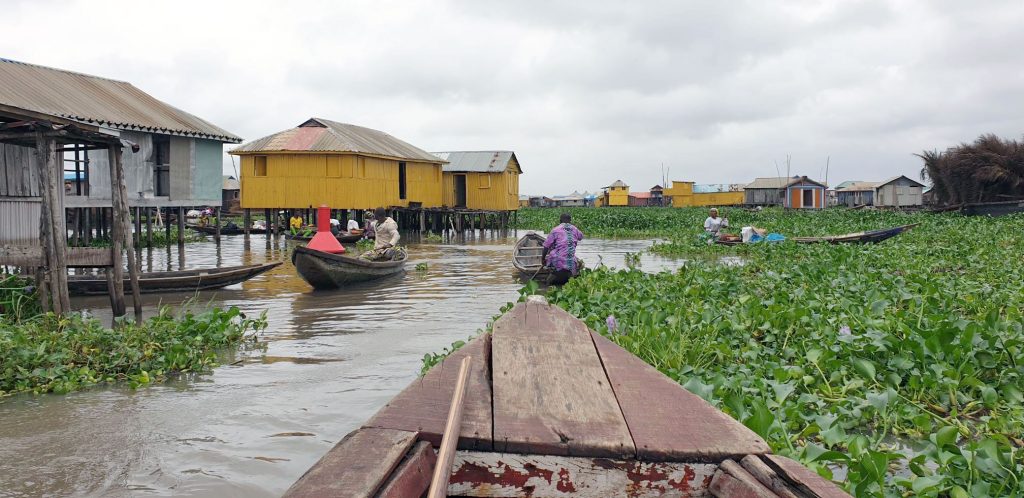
[744,176,827,209]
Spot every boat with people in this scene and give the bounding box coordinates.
[66,262,282,295]
[291,245,407,289]
[512,232,583,282]
[794,223,919,244]
[282,297,849,498]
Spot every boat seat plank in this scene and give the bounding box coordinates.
[710,460,779,498]
[448,450,717,497]
[491,301,634,458]
[364,334,493,450]
[590,332,770,462]
[376,441,437,498]
[282,427,417,498]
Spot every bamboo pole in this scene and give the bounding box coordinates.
[427,356,472,498]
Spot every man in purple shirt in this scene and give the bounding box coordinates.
[542,213,584,285]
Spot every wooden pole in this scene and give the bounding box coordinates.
[165,207,171,239]
[134,206,142,248]
[106,147,126,317]
[243,208,251,240]
[145,207,153,247]
[34,133,67,314]
[110,145,142,322]
[177,206,185,245]
[214,206,221,244]
[427,356,472,498]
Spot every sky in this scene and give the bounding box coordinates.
[4,0,1023,196]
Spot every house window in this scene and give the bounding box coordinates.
[153,136,170,196]
[254,156,268,177]
[478,174,491,189]
[398,162,407,200]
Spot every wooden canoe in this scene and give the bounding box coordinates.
[187,224,268,235]
[66,262,282,296]
[285,232,368,243]
[512,232,583,282]
[282,297,850,498]
[794,223,919,244]
[291,245,406,290]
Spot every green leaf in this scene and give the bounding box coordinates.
[934,426,959,448]
[852,357,876,381]
[912,474,944,493]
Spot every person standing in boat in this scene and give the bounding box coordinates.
[704,208,728,236]
[542,213,584,285]
[360,208,400,261]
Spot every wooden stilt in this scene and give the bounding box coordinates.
[146,207,153,247]
[165,207,171,239]
[133,206,142,248]
[106,150,126,317]
[177,206,185,245]
[243,208,251,240]
[214,206,222,245]
[110,145,142,322]
[35,132,69,314]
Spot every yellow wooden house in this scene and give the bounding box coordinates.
[602,180,630,207]
[230,118,444,210]
[663,181,744,207]
[432,151,522,211]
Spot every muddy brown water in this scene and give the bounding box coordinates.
[0,231,689,498]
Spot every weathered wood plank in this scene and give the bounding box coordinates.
[491,301,634,458]
[363,334,493,450]
[376,441,437,498]
[448,450,716,497]
[590,332,771,462]
[739,455,802,498]
[709,460,779,498]
[283,427,417,498]
[66,247,113,267]
[762,455,850,498]
[0,245,42,266]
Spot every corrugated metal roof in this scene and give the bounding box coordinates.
[223,176,240,190]
[0,58,241,143]
[834,180,863,190]
[837,181,878,192]
[233,118,442,163]
[431,150,520,173]
[605,179,628,188]
[745,176,826,189]
[876,175,925,188]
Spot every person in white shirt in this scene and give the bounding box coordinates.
[360,207,401,261]
[703,208,728,235]
[347,219,360,232]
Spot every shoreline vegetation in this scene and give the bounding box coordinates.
[469,207,1024,496]
[0,274,267,397]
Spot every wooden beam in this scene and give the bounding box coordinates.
[377,441,437,498]
[709,460,778,498]
[448,451,717,497]
[0,245,42,266]
[282,428,418,498]
[35,132,69,314]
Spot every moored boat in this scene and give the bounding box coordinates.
[188,224,268,235]
[291,245,406,289]
[512,232,583,282]
[67,262,281,295]
[794,223,919,244]
[285,232,367,243]
[282,297,849,497]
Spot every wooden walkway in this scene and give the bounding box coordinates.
[284,297,849,497]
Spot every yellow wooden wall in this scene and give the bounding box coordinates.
[237,153,442,209]
[607,186,630,206]
[665,181,743,207]
[442,166,520,211]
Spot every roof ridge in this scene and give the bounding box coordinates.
[0,57,130,84]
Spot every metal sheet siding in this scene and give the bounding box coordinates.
[0,198,41,244]
[0,58,240,142]
[240,153,442,209]
[193,139,223,203]
[0,143,40,197]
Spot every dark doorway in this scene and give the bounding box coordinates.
[454,174,467,208]
[398,162,407,200]
[802,188,814,208]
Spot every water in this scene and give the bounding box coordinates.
[0,231,686,498]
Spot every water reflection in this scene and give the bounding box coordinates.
[0,230,688,498]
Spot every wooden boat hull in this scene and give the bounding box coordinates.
[512,232,583,282]
[282,298,849,498]
[794,223,919,244]
[285,232,367,243]
[291,246,406,289]
[67,262,282,296]
[188,224,267,235]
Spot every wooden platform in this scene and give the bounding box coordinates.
[283,298,849,497]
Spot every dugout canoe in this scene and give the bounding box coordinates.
[291,245,406,289]
[282,296,850,498]
[285,232,368,243]
[66,262,282,295]
[512,232,583,282]
[794,223,919,244]
[187,224,267,235]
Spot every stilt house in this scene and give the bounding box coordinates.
[602,180,630,207]
[432,150,521,211]
[744,176,827,209]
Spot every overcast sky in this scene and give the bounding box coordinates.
[5,0,1023,195]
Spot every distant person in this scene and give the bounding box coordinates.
[542,212,584,285]
[329,217,341,235]
[347,219,360,233]
[704,208,728,236]
[360,208,400,261]
[289,214,303,234]
[363,211,376,239]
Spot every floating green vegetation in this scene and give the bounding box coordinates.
[543,211,1024,496]
[415,262,429,272]
[0,276,267,397]
[423,231,443,243]
[355,238,375,252]
[74,228,205,249]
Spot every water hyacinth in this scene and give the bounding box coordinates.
[838,325,852,337]
[606,314,619,334]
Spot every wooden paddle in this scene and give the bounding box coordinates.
[426,355,472,498]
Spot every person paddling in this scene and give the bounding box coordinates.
[704,208,728,236]
[542,213,584,285]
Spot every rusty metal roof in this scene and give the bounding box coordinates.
[0,58,240,143]
[232,118,443,163]
[432,151,520,173]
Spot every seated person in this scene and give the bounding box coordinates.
[704,208,728,236]
[329,218,341,235]
[347,219,360,233]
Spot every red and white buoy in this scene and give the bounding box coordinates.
[307,205,345,254]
